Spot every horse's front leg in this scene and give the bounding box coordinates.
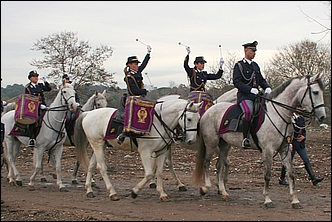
[262,150,274,208]
[53,145,68,192]
[131,149,156,199]
[199,146,216,196]
[28,148,43,191]
[155,152,170,201]
[164,146,187,191]
[279,145,302,209]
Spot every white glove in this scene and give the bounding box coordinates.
[40,104,47,109]
[265,87,272,94]
[250,88,259,95]
[68,74,73,82]
[42,75,47,82]
[76,102,80,107]
[146,85,154,92]
[219,57,225,67]
[2,101,7,106]
[147,45,152,53]
[186,46,191,53]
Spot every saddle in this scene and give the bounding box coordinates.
[218,96,267,150]
[9,110,46,137]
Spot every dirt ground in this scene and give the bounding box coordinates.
[1,126,331,221]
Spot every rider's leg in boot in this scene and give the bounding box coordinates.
[242,119,251,148]
[28,124,36,147]
[117,131,128,145]
[305,162,324,185]
[278,165,289,186]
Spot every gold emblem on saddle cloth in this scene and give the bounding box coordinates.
[28,101,37,113]
[224,120,229,125]
[137,107,148,123]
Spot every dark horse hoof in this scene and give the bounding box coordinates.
[41,178,47,182]
[131,191,138,199]
[179,186,187,191]
[149,183,157,188]
[264,202,275,208]
[86,192,95,198]
[199,187,207,196]
[71,180,78,185]
[16,181,23,186]
[292,203,303,209]
[60,187,68,192]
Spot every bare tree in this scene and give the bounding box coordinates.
[30,31,117,91]
[300,1,331,41]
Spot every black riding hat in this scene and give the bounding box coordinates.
[126,56,141,65]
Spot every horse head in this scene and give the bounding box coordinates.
[60,81,77,112]
[177,101,203,145]
[94,90,108,109]
[299,74,326,122]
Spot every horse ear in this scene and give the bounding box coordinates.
[102,89,106,96]
[95,90,98,96]
[312,73,322,82]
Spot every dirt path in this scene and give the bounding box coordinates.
[1,127,331,221]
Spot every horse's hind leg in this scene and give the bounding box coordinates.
[165,146,187,191]
[215,143,231,200]
[72,160,80,184]
[6,140,23,186]
[279,145,301,209]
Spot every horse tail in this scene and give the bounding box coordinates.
[193,131,206,186]
[74,112,90,171]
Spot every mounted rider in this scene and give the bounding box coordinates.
[25,70,52,147]
[116,44,153,144]
[233,41,272,148]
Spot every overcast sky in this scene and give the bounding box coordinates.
[1,1,330,88]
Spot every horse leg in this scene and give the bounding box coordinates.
[216,144,231,200]
[165,146,187,191]
[28,148,44,191]
[155,152,170,201]
[6,140,23,186]
[131,149,156,199]
[279,145,302,209]
[88,143,119,201]
[200,145,218,196]
[71,160,80,184]
[262,149,274,208]
[53,145,67,192]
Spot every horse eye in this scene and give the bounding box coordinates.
[187,118,192,122]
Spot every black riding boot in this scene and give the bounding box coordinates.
[241,120,251,148]
[278,166,289,186]
[305,162,324,185]
[28,124,36,147]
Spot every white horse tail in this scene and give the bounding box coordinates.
[74,112,90,171]
[193,132,206,186]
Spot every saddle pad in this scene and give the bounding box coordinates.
[104,110,123,140]
[9,111,46,137]
[218,104,242,134]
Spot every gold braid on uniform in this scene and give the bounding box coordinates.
[190,69,205,91]
[124,66,143,96]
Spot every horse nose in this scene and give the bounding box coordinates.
[318,115,325,122]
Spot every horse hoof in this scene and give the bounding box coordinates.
[52,174,57,179]
[41,178,47,182]
[110,194,120,201]
[60,187,68,192]
[71,180,78,185]
[160,196,171,202]
[28,185,35,191]
[178,186,187,192]
[199,187,207,196]
[149,183,156,188]
[9,181,16,186]
[131,191,138,199]
[221,195,230,201]
[264,202,275,208]
[16,181,23,186]
[86,192,95,198]
[292,203,303,209]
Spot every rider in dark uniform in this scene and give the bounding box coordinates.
[233,41,271,148]
[116,45,152,144]
[183,46,224,92]
[278,104,324,186]
[25,70,52,147]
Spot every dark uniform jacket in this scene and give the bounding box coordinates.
[124,54,150,96]
[25,82,52,106]
[292,113,306,150]
[233,59,270,104]
[184,55,223,92]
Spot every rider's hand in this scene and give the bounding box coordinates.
[186,46,191,53]
[250,88,259,95]
[265,87,272,94]
[147,45,152,53]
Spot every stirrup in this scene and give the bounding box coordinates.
[242,138,250,148]
[117,134,125,145]
[28,139,36,147]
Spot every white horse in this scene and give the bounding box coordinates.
[2,81,77,191]
[74,99,203,201]
[193,74,326,209]
[39,90,108,183]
